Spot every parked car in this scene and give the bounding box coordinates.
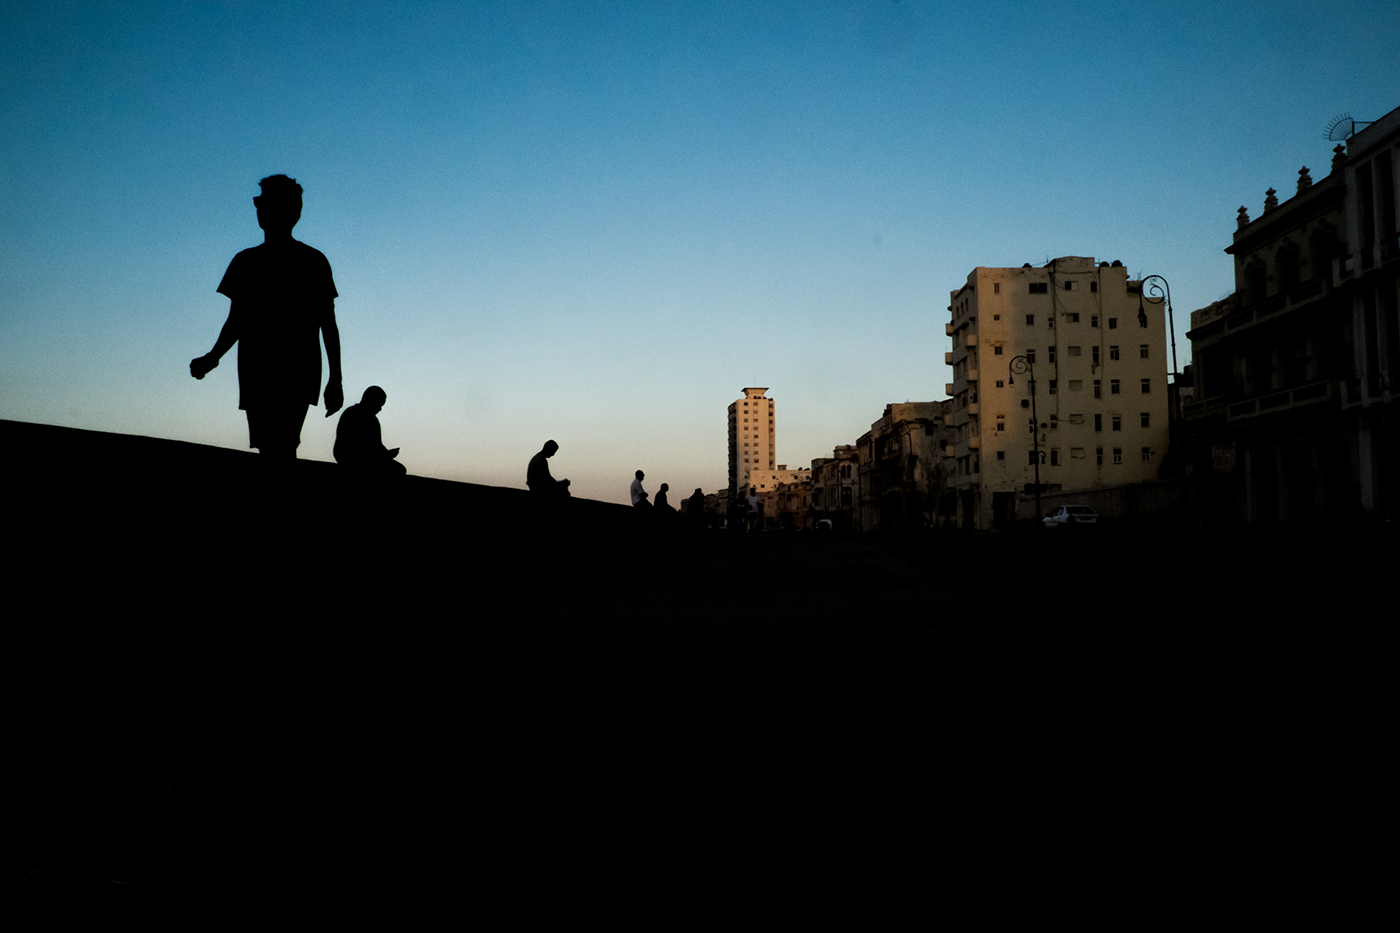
[815,519,834,532]
[1042,505,1098,529]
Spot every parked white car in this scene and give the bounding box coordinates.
[1042,505,1098,529]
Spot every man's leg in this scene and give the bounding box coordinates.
[247,405,310,459]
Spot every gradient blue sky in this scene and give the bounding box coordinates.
[3,1,1397,503]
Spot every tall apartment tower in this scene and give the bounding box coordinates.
[728,387,775,493]
[945,257,1171,530]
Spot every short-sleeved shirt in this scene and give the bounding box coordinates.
[217,240,337,410]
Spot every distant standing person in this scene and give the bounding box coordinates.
[334,386,405,477]
[687,488,706,530]
[527,440,571,499]
[630,470,650,508]
[190,175,342,458]
[747,487,761,532]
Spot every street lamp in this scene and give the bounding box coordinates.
[1137,274,1180,413]
[1007,354,1042,523]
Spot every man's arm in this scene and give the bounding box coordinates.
[190,311,239,379]
[321,301,343,416]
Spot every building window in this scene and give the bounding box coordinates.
[1140,344,1149,359]
[1110,345,1120,360]
[996,451,1005,460]
[996,418,1005,432]
[1091,314,1099,326]
[1090,282,1098,293]
[995,379,1005,388]
[1111,379,1121,395]
[1113,448,1123,464]
[994,346,1003,355]
[1029,282,1048,294]
[1140,314,1148,328]
[1141,447,1152,462]
[993,313,1000,320]
[1048,315,1054,328]
[1092,346,1100,364]
[993,282,1000,294]
[1026,314,1034,325]
[1064,281,1076,291]
[1050,449,1060,465]
[1069,413,1084,424]
[1026,349,1036,364]
[1068,346,1081,356]
[1028,418,1036,434]
[1095,414,1103,431]
[1112,416,1122,431]
[1109,317,1118,329]
[1068,313,1080,323]
[1069,380,1082,390]
[1021,399,1030,408]
[1140,412,1150,428]
[1141,379,1150,394]
[1028,451,1037,464]
[1072,447,1085,458]
[1096,447,1104,465]
[1093,380,1102,398]
[1050,414,1058,429]
[1049,380,1057,395]
[1048,346,1056,363]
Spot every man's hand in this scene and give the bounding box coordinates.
[324,382,344,417]
[190,355,218,379]
[387,447,400,459]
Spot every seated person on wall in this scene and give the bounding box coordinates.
[527,440,571,500]
[334,385,406,477]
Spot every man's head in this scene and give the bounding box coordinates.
[635,470,645,480]
[361,385,387,414]
[254,174,304,236]
[543,440,559,457]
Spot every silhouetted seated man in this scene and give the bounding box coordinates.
[630,470,650,509]
[190,174,342,458]
[527,440,570,500]
[334,386,405,478]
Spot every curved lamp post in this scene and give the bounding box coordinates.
[1007,354,1042,522]
[1137,274,1180,414]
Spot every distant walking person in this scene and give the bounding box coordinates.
[334,386,405,478]
[747,487,762,532]
[630,470,650,508]
[527,440,571,500]
[190,175,342,458]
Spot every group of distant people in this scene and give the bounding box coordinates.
[628,469,706,527]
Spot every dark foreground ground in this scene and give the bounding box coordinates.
[7,421,1390,926]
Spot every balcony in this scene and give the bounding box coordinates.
[945,383,955,396]
[965,334,978,347]
[967,368,979,382]
[945,351,955,365]
[1225,380,1336,422]
[967,402,980,415]
[945,322,956,335]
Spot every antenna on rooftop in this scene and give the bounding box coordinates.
[1325,112,1373,141]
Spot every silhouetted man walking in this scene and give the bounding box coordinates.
[190,175,343,458]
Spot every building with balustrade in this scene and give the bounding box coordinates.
[1184,105,1397,524]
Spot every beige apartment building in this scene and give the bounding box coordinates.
[727,387,776,494]
[946,256,1170,529]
